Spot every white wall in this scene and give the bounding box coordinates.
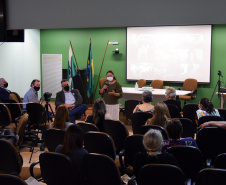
[0,29,41,98]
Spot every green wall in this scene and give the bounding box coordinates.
[40,25,226,108]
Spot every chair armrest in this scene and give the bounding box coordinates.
[15,116,22,123]
[191,90,197,98]
[30,160,40,177]
[119,149,125,169]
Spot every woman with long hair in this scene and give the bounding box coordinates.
[85,99,112,131]
[49,105,73,130]
[146,102,171,128]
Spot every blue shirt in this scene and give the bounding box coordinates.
[23,87,39,109]
[63,90,76,105]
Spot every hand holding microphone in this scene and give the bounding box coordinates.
[103,81,109,92]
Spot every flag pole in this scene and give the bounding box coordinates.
[93,40,109,99]
[69,40,89,104]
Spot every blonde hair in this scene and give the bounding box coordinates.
[146,102,170,128]
[52,105,70,129]
[165,87,176,99]
[143,129,163,156]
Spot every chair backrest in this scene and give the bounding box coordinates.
[137,79,146,88]
[0,174,27,185]
[215,153,226,169]
[44,129,66,152]
[3,99,22,123]
[84,131,116,160]
[132,112,153,134]
[16,114,28,145]
[138,164,185,185]
[124,134,145,167]
[77,122,99,134]
[125,100,142,121]
[104,120,129,154]
[0,139,22,174]
[83,153,121,185]
[150,79,163,89]
[10,92,22,103]
[196,127,226,162]
[195,168,226,185]
[167,146,204,180]
[182,103,199,127]
[142,125,168,140]
[198,116,224,127]
[39,152,78,185]
[183,78,198,91]
[178,118,195,138]
[26,103,45,125]
[0,104,12,127]
[217,109,226,121]
[166,104,181,118]
[99,78,107,89]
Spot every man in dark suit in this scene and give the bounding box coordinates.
[55,79,87,123]
[0,78,10,100]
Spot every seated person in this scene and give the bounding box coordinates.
[162,119,198,152]
[196,98,220,125]
[55,124,88,185]
[49,105,73,130]
[163,87,181,112]
[133,91,154,114]
[55,79,88,124]
[133,129,180,179]
[0,78,11,100]
[146,102,171,128]
[85,99,112,132]
[199,121,226,130]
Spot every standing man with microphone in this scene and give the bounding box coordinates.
[99,70,123,120]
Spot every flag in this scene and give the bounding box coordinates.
[68,45,77,89]
[87,42,94,98]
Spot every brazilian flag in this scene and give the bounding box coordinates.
[87,42,94,98]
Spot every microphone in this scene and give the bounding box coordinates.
[104,81,109,92]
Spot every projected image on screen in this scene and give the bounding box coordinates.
[127,25,212,84]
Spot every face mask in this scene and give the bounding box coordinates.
[64,85,69,91]
[34,86,40,91]
[107,77,113,81]
[4,83,8,88]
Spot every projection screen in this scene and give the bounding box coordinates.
[127,25,212,84]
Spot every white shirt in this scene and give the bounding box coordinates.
[63,90,76,105]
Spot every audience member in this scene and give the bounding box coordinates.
[99,70,123,120]
[23,79,41,110]
[162,119,198,152]
[133,129,180,179]
[49,105,73,130]
[199,121,226,130]
[133,91,154,113]
[85,99,112,132]
[146,102,170,128]
[55,124,88,185]
[0,78,11,100]
[55,79,87,124]
[196,98,220,125]
[163,87,181,112]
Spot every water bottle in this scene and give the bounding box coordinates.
[135,82,139,91]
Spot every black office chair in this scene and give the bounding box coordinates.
[167,104,182,118]
[125,100,142,122]
[198,116,224,127]
[195,168,226,185]
[0,104,16,132]
[178,118,195,138]
[167,146,204,181]
[83,153,122,185]
[0,174,27,185]
[0,139,22,175]
[196,127,226,166]
[77,122,99,134]
[141,125,168,140]
[44,129,65,152]
[217,109,226,121]
[104,120,129,154]
[30,152,79,185]
[84,131,116,160]
[132,112,153,134]
[138,164,186,185]
[214,153,226,169]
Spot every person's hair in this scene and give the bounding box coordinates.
[92,99,106,124]
[143,129,163,156]
[62,124,84,155]
[61,79,68,85]
[200,98,214,114]
[52,105,70,129]
[30,79,40,87]
[106,70,117,80]
[142,91,152,103]
[146,102,171,127]
[166,119,183,139]
[165,87,176,99]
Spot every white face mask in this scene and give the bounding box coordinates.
[107,76,113,81]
